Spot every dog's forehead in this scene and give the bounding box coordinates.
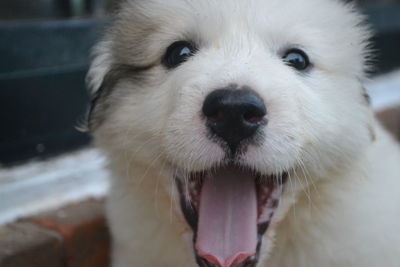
[117,0,365,47]
[111,0,369,76]
[120,0,357,34]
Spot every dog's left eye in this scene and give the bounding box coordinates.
[282,49,310,71]
[163,41,196,69]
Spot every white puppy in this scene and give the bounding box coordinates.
[86,0,400,266]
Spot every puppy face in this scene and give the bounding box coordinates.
[88,0,372,266]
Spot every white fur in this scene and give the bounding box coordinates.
[88,0,400,266]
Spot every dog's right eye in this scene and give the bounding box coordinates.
[282,49,310,71]
[163,41,196,69]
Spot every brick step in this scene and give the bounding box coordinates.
[0,200,110,267]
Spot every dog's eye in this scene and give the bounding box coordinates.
[282,49,310,71]
[163,41,196,69]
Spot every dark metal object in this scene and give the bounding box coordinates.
[0,18,107,165]
[363,4,400,75]
[0,0,106,21]
[0,0,70,21]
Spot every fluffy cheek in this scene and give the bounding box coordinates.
[253,74,372,180]
[94,81,174,166]
[162,85,225,172]
[310,77,371,169]
[242,91,305,174]
[234,69,317,175]
[243,74,370,179]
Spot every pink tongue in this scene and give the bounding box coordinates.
[195,167,258,267]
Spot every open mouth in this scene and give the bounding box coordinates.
[176,165,288,267]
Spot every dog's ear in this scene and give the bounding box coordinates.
[87,41,113,101]
[77,40,113,132]
[362,86,371,106]
[364,88,376,142]
[360,84,377,142]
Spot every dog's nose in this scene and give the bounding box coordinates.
[202,87,267,152]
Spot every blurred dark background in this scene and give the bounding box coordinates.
[0,0,399,166]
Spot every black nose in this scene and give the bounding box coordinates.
[202,87,267,152]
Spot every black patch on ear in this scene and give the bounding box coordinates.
[88,63,155,130]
